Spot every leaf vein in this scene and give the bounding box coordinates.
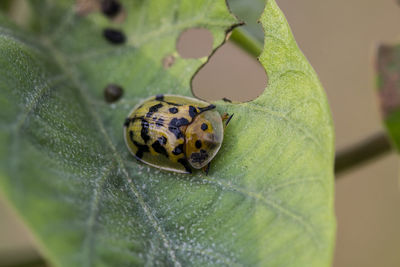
[202,176,322,248]
[44,39,182,267]
[82,161,116,266]
[245,103,326,155]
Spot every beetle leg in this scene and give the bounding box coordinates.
[202,162,211,175]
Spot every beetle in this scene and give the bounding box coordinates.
[123,94,232,174]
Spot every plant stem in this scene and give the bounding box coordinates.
[335,132,392,176]
[2,258,47,267]
[230,28,263,58]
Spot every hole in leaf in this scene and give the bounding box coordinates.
[192,41,267,102]
[177,28,213,58]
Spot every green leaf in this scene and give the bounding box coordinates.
[0,0,335,266]
[376,44,400,151]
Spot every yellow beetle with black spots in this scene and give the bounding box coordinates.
[123,94,233,174]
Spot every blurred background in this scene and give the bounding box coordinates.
[1,0,400,266]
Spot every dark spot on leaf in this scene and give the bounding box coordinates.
[103,28,126,44]
[163,55,175,68]
[104,84,123,103]
[101,0,121,18]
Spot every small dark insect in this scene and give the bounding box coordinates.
[103,28,126,44]
[104,84,123,103]
[222,97,232,103]
[101,0,121,18]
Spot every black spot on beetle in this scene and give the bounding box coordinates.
[101,0,121,18]
[198,104,216,113]
[103,28,126,44]
[165,101,183,106]
[146,103,163,118]
[155,118,164,127]
[195,140,202,149]
[190,149,208,164]
[158,136,167,145]
[169,107,178,114]
[152,140,169,158]
[141,119,150,143]
[172,144,184,155]
[168,127,183,139]
[135,145,149,159]
[124,118,131,127]
[129,131,149,159]
[159,99,183,106]
[189,106,198,118]
[170,117,190,127]
[168,118,189,138]
[201,123,208,131]
[178,158,192,173]
[155,94,164,101]
[104,84,123,103]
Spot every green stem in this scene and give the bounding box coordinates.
[0,0,12,12]
[335,132,392,177]
[1,258,47,267]
[230,28,263,58]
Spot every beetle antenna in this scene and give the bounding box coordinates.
[225,114,234,126]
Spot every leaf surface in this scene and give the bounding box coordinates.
[0,0,335,266]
